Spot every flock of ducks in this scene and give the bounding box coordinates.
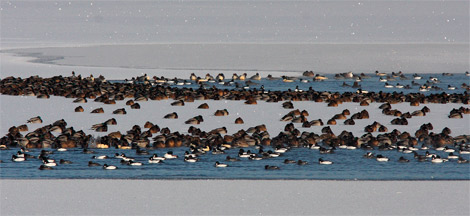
[1,71,469,175]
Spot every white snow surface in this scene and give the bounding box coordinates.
[1,94,469,140]
[1,180,469,215]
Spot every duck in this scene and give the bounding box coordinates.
[185,115,204,125]
[164,151,178,159]
[379,77,387,82]
[318,158,333,165]
[215,161,228,167]
[59,159,73,164]
[226,156,240,162]
[39,165,53,170]
[375,71,387,76]
[398,157,410,163]
[163,112,178,119]
[431,155,444,163]
[150,154,166,161]
[363,152,375,159]
[447,153,459,159]
[92,155,109,160]
[238,149,254,158]
[274,146,288,153]
[250,73,261,80]
[284,159,296,164]
[88,161,101,167]
[148,157,164,163]
[42,159,57,167]
[103,164,118,169]
[11,155,26,162]
[376,155,389,162]
[413,73,422,80]
[184,156,199,163]
[57,148,67,152]
[249,155,263,160]
[457,157,469,163]
[384,83,394,88]
[27,116,43,124]
[126,160,143,166]
[297,160,308,165]
[265,165,280,170]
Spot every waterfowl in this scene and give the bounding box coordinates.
[274,146,288,153]
[164,151,178,159]
[226,156,240,162]
[398,157,410,163]
[214,109,229,116]
[164,112,178,119]
[457,157,469,163]
[238,149,254,158]
[90,107,104,114]
[234,117,244,124]
[11,155,26,162]
[318,158,333,165]
[27,116,42,124]
[376,155,389,162]
[384,83,394,88]
[92,155,109,160]
[197,103,209,109]
[363,152,375,159]
[265,165,280,170]
[375,71,387,76]
[42,159,57,167]
[103,164,118,169]
[447,153,459,159]
[59,159,73,164]
[75,106,84,112]
[215,161,228,167]
[148,157,164,163]
[171,100,185,106]
[297,160,308,165]
[73,97,87,103]
[113,108,127,114]
[379,77,387,82]
[431,155,444,163]
[284,159,296,164]
[127,160,143,166]
[185,115,203,124]
[184,156,199,163]
[88,161,101,166]
[39,165,53,170]
[250,73,261,80]
[150,154,166,161]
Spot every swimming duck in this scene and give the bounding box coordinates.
[297,160,308,165]
[265,165,280,170]
[27,116,42,124]
[226,156,240,162]
[11,155,26,162]
[37,164,53,170]
[376,155,389,162]
[284,159,296,164]
[447,153,459,159]
[59,159,73,164]
[126,160,143,166]
[103,164,118,169]
[318,158,333,165]
[215,161,228,167]
[457,157,469,163]
[88,161,101,167]
[431,155,444,163]
[398,157,410,163]
[92,155,109,160]
[164,151,178,159]
[42,159,57,167]
[184,156,199,163]
[250,73,261,80]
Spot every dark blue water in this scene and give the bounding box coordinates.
[1,147,469,180]
[111,73,470,94]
